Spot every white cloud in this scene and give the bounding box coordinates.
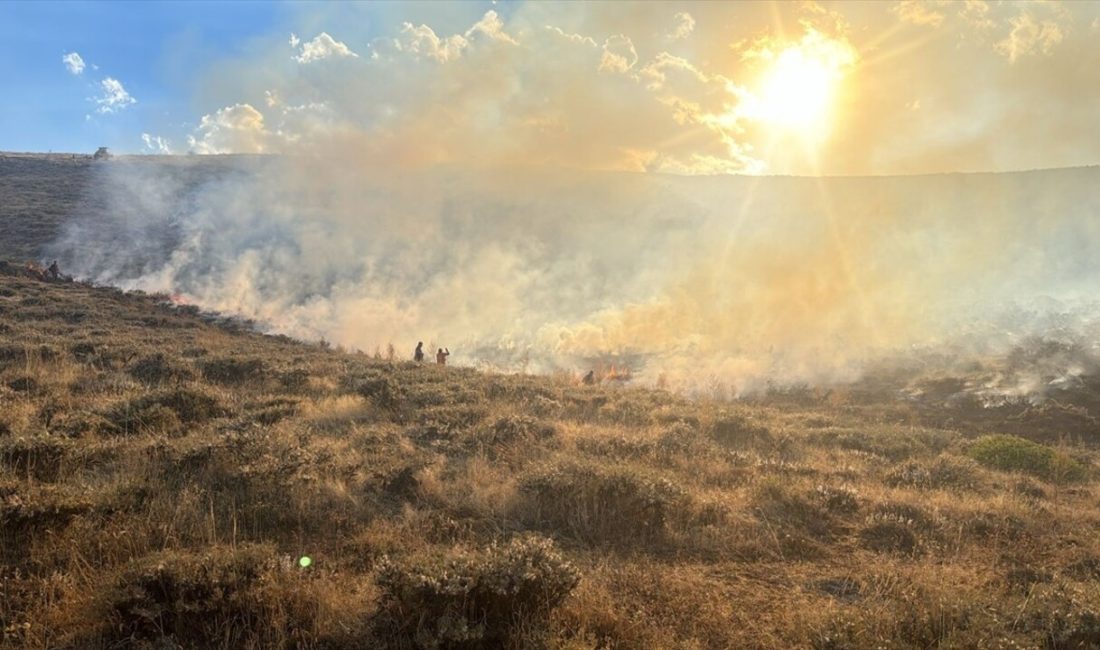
[395,22,469,62]
[141,133,172,154]
[187,103,270,154]
[289,33,301,48]
[293,32,359,64]
[545,26,597,48]
[894,0,945,28]
[94,77,136,114]
[599,34,638,73]
[465,10,518,45]
[62,51,85,75]
[995,12,1065,62]
[668,12,696,39]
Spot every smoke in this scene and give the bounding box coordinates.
[50,157,1100,394]
[47,5,1100,394]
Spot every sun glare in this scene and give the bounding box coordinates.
[739,31,857,139]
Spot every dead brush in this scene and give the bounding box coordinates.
[517,461,689,546]
[373,535,580,649]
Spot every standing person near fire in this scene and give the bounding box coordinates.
[414,341,424,363]
[436,347,449,366]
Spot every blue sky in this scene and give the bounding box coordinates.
[0,1,501,154]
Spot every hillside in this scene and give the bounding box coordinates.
[3,268,1100,648]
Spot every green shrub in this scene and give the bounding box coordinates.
[518,462,687,545]
[374,535,579,649]
[968,435,1088,483]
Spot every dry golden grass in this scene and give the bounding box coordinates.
[3,271,1100,649]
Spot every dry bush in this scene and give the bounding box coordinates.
[710,412,772,449]
[373,535,580,649]
[884,454,982,490]
[200,356,267,385]
[100,544,325,647]
[127,352,193,385]
[517,461,688,545]
[104,387,226,436]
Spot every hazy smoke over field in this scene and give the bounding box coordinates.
[52,157,1100,393]
[49,5,1100,393]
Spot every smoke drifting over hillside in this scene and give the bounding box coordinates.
[43,4,1100,394]
[50,157,1100,393]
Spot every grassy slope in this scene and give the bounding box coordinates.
[1,271,1100,649]
[3,155,1100,648]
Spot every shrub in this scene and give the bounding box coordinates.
[128,353,193,385]
[200,357,267,385]
[104,544,317,646]
[752,479,832,541]
[518,462,687,545]
[885,455,980,490]
[374,535,579,649]
[711,413,771,449]
[859,515,920,554]
[0,437,66,482]
[105,388,226,436]
[483,415,556,445]
[968,435,1088,483]
[355,374,403,410]
[812,485,860,514]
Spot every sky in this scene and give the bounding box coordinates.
[2,0,1099,175]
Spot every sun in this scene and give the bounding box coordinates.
[738,30,857,138]
[757,49,834,131]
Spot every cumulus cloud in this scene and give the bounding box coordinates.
[62,51,85,75]
[668,12,696,39]
[293,32,359,63]
[141,133,172,154]
[995,12,1065,62]
[893,0,945,28]
[465,10,518,45]
[94,77,136,114]
[599,34,638,73]
[187,103,269,154]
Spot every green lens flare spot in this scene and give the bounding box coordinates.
[298,556,312,568]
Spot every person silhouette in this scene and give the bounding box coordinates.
[436,348,450,366]
[414,342,424,362]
